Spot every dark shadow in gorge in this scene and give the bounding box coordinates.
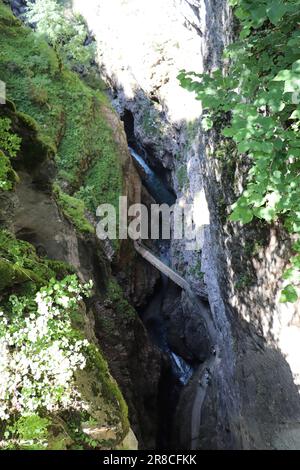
[119,100,201,448]
[137,273,197,449]
[104,74,300,448]
[121,108,176,199]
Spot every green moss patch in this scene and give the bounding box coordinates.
[0,2,123,215]
[54,184,94,234]
[85,344,129,440]
[106,279,136,321]
[0,229,73,294]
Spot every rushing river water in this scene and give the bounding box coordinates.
[130,146,194,387]
[129,147,176,206]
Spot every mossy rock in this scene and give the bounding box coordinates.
[0,3,123,215]
[4,99,16,113]
[53,185,94,235]
[85,345,130,440]
[117,429,138,450]
[0,2,21,26]
[47,417,74,450]
[0,229,75,294]
[45,344,130,450]
[0,103,55,173]
[15,111,38,133]
[0,258,29,290]
[0,4,132,450]
[46,259,76,279]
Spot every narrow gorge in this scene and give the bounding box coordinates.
[1,0,300,452]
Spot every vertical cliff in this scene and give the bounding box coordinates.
[71,0,300,449]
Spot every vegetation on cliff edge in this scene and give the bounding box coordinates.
[179,0,300,302]
[0,1,122,217]
[0,1,130,449]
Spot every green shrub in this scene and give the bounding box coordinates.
[0,117,21,158]
[5,415,50,450]
[26,0,95,73]
[106,279,136,321]
[0,275,93,422]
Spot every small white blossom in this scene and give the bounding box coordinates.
[0,276,92,420]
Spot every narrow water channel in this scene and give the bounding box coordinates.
[129,143,195,448]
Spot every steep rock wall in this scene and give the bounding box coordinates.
[73,0,300,449]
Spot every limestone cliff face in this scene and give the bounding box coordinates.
[73,0,300,449]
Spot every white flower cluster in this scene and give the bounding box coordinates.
[0,276,93,421]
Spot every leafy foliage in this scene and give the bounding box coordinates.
[0,275,93,421]
[178,0,300,301]
[5,414,50,450]
[0,117,21,190]
[0,3,130,447]
[106,279,136,321]
[0,229,129,449]
[0,3,123,223]
[0,117,21,158]
[25,0,95,73]
[0,229,74,293]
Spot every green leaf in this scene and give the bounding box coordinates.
[292,255,300,270]
[229,206,254,224]
[283,268,294,281]
[255,206,276,222]
[240,25,251,39]
[292,240,300,253]
[266,0,287,25]
[289,109,300,120]
[283,267,300,283]
[287,147,300,158]
[292,60,300,73]
[202,116,213,131]
[280,284,298,303]
[287,32,300,48]
[273,70,293,82]
[250,5,267,26]
[235,7,250,20]
[222,127,234,138]
[237,141,250,153]
[284,76,300,94]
